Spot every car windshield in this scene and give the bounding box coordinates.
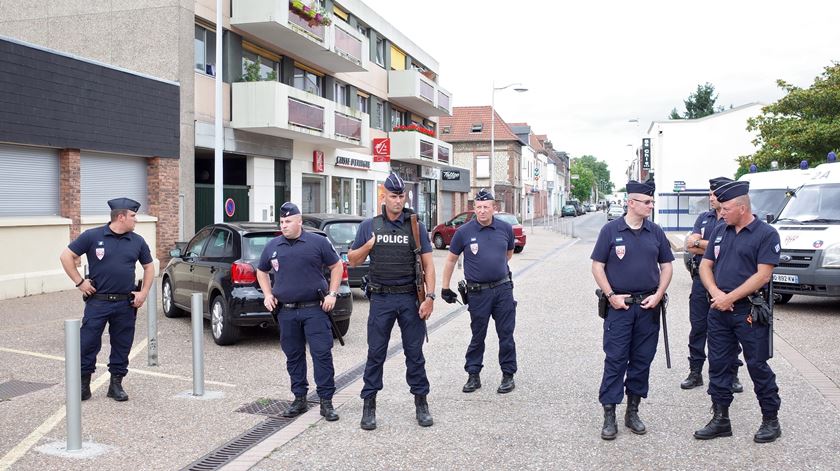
[777,183,840,223]
[323,222,359,246]
[496,213,519,225]
[564,205,574,210]
[749,189,790,221]
[242,233,277,259]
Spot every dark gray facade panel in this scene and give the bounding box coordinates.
[441,167,470,192]
[0,38,180,158]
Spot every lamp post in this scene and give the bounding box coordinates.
[490,82,528,207]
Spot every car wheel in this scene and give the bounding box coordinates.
[334,318,350,338]
[775,293,793,305]
[162,277,185,318]
[433,233,446,249]
[210,295,240,346]
[513,246,524,254]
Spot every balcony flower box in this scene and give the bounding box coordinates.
[290,0,332,26]
[392,124,435,138]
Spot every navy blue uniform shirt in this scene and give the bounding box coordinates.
[703,216,781,292]
[591,217,675,294]
[68,225,152,294]
[351,211,432,286]
[257,230,340,303]
[691,210,723,264]
[449,216,514,283]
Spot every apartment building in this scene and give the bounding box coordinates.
[0,0,453,299]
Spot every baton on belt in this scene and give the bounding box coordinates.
[317,289,345,346]
[661,294,671,369]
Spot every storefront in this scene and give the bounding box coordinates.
[439,166,471,222]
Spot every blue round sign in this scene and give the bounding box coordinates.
[224,198,235,218]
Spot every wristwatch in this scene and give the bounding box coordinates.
[693,239,701,248]
[606,291,615,299]
[425,293,436,300]
[327,291,338,297]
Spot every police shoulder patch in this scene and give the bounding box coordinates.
[715,236,723,243]
[774,243,780,253]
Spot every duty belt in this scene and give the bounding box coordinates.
[619,291,657,305]
[466,277,511,292]
[278,301,321,310]
[90,293,132,302]
[367,283,415,294]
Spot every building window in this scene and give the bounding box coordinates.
[357,94,369,113]
[390,107,406,130]
[476,156,490,178]
[442,126,451,134]
[374,101,384,130]
[293,66,323,96]
[334,81,350,107]
[471,123,482,133]
[195,24,216,75]
[241,49,278,81]
[375,36,385,66]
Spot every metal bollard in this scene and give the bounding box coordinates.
[64,319,82,451]
[191,293,205,396]
[147,284,158,366]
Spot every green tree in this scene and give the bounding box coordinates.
[669,82,723,119]
[570,161,595,201]
[575,155,614,195]
[737,62,840,176]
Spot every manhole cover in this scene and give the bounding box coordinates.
[0,380,56,400]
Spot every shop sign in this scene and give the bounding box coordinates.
[441,170,461,181]
[373,138,390,162]
[336,156,371,170]
[421,166,441,180]
[312,150,325,173]
[642,138,651,170]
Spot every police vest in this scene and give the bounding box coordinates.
[370,213,416,281]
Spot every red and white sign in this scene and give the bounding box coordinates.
[312,150,325,173]
[373,138,390,162]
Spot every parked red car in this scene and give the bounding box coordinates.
[431,211,526,253]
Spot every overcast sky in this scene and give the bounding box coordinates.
[363,0,840,186]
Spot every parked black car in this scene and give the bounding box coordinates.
[301,213,368,288]
[161,222,352,345]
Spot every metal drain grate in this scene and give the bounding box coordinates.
[236,398,317,417]
[0,380,56,400]
[182,417,293,471]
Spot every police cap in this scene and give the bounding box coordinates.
[279,202,301,217]
[383,173,405,194]
[713,180,750,202]
[475,188,494,201]
[626,179,655,196]
[107,197,141,212]
[709,177,734,191]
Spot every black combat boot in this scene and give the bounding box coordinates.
[753,415,782,443]
[624,394,646,434]
[680,367,703,389]
[497,373,515,394]
[694,403,732,439]
[81,373,92,401]
[282,395,309,418]
[360,395,376,430]
[462,373,481,393]
[731,375,744,393]
[414,394,433,427]
[320,399,339,422]
[106,374,128,402]
[601,404,617,440]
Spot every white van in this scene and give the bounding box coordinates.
[771,162,840,302]
[739,168,814,222]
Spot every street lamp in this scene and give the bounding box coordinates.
[490,82,528,204]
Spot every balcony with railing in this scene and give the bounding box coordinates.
[231,0,368,73]
[388,69,452,117]
[232,81,369,149]
[388,130,453,167]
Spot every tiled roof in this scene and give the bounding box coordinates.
[439,106,519,142]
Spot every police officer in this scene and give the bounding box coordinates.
[694,180,782,443]
[348,173,436,430]
[682,177,744,392]
[256,202,344,421]
[440,188,517,394]
[591,179,674,440]
[59,198,154,402]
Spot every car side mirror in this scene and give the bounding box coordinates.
[766,214,775,223]
[169,248,182,258]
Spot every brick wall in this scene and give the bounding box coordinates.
[59,148,81,241]
[147,157,180,265]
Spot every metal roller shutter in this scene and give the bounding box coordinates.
[81,152,148,215]
[0,143,59,217]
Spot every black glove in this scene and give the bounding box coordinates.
[441,288,458,304]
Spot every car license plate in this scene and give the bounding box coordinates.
[772,274,798,284]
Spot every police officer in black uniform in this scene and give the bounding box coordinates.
[591,179,674,440]
[348,173,436,430]
[440,188,517,394]
[694,180,782,443]
[59,197,154,402]
[682,177,744,392]
[256,202,344,421]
